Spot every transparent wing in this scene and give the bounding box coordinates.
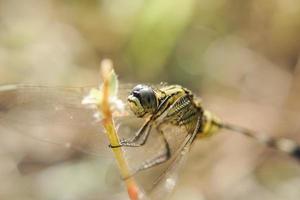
[119,118,194,199]
[144,123,197,200]
[0,84,136,161]
[2,83,299,200]
[0,83,195,200]
[0,85,98,157]
[0,84,142,200]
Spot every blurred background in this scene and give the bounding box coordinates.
[1,0,300,200]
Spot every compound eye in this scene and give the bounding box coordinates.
[142,91,153,104]
[132,84,144,92]
[139,88,157,110]
[131,84,144,94]
[132,90,141,98]
[128,85,157,116]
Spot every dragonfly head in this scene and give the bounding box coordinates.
[127,84,158,118]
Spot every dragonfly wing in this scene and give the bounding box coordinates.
[0,85,109,166]
[119,117,193,199]
[147,133,194,200]
[0,84,141,200]
[0,84,138,165]
[145,115,201,200]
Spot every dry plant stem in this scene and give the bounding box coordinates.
[99,64,139,200]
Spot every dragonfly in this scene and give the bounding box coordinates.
[110,84,300,172]
[0,83,299,200]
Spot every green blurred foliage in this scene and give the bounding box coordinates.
[1,0,300,89]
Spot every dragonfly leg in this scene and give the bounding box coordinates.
[110,94,188,148]
[111,94,191,149]
[135,124,171,172]
[109,119,153,148]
